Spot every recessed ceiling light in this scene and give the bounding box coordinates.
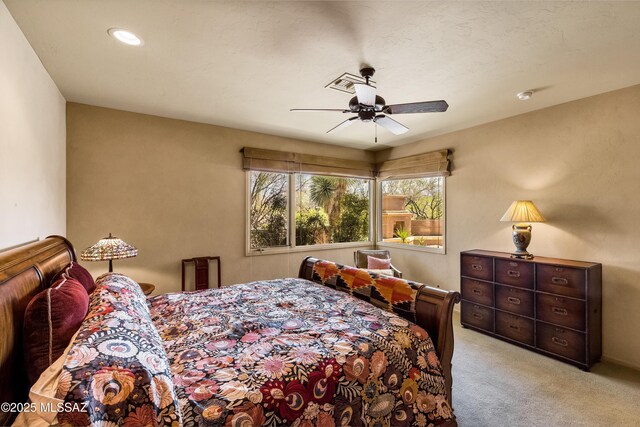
[517,91,534,101]
[108,28,143,46]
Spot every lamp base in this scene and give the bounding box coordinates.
[511,223,534,260]
[510,252,534,260]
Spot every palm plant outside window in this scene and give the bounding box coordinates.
[296,175,369,246]
[249,171,371,252]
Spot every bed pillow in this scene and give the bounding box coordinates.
[367,255,391,270]
[23,277,89,385]
[12,329,82,427]
[53,261,96,294]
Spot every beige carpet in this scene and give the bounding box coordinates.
[451,311,640,426]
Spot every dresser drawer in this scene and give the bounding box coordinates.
[536,293,585,331]
[461,255,493,281]
[495,285,534,317]
[496,311,534,346]
[495,259,534,289]
[537,264,586,299]
[536,322,586,363]
[461,301,494,332]
[461,278,493,306]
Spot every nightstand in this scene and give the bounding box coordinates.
[138,282,155,296]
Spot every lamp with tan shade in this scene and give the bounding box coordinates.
[500,200,545,259]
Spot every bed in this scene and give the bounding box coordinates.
[0,236,460,426]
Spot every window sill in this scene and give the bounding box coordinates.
[246,241,374,257]
[376,241,446,255]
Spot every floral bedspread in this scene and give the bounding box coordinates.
[57,274,182,426]
[148,278,453,427]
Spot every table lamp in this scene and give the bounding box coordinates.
[500,200,545,259]
[80,233,138,272]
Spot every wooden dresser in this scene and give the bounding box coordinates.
[460,249,602,370]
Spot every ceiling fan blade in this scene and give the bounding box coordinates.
[327,117,358,134]
[375,115,409,135]
[290,108,350,112]
[384,100,449,114]
[354,83,377,106]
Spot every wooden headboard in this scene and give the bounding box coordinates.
[0,236,75,426]
[298,256,461,406]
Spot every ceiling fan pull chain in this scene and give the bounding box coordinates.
[375,123,378,144]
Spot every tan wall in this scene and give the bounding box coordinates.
[66,103,375,293]
[0,2,66,249]
[376,84,640,369]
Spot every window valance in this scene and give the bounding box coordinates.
[376,149,450,179]
[242,147,376,178]
[242,147,450,179]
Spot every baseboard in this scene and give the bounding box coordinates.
[601,354,640,371]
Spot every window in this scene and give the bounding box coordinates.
[295,174,370,246]
[244,146,449,254]
[379,176,445,252]
[248,171,372,252]
[249,171,289,250]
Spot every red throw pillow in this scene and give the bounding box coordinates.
[53,261,96,294]
[367,255,391,270]
[23,277,89,385]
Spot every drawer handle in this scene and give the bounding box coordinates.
[472,313,483,320]
[472,289,482,295]
[551,336,568,347]
[551,277,568,285]
[507,270,520,278]
[472,264,483,271]
[508,324,520,330]
[507,296,521,305]
[509,262,518,267]
[552,306,568,316]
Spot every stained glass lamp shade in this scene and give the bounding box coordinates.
[80,233,138,272]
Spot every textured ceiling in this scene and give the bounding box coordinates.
[5,0,640,150]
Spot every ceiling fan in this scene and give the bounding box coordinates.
[291,67,448,136]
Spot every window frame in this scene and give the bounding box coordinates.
[246,171,375,255]
[375,175,447,255]
[246,170,291,252]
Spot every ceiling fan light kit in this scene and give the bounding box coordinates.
[291,66,449,140]
[517,90,534,100]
